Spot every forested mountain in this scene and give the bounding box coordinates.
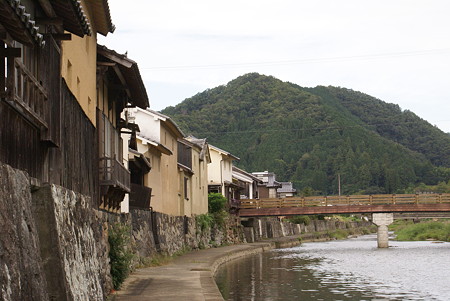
[162,73,450,195]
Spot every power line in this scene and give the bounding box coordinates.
[190,120,450,136]
[141,48,450,71]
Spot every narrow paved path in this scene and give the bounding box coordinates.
[110,237,301,301]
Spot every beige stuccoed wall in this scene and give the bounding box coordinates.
[179,169,191,217]
[132,109,183,216]
[160,126,180,216]
[61,32,98,125]
[191,150,208,215]
[177,145,209,217]
[144,146,163,213]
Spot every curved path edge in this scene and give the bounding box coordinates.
[109,236,302,301]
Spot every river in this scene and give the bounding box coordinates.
[215,234,450,300]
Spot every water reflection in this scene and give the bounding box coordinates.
[215,235,450,300]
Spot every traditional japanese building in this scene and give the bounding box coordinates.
[207,144,240,207]
[252,171,282,199]
[96,45,149,211]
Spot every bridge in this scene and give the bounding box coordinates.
[238,193,450,248]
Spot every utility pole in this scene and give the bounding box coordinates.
[338,173,341,196]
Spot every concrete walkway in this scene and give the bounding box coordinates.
[109,237,301,301]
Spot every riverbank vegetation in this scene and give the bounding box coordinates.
[391,220,450,242]
[196,193,230,231]
[287,214,363,225]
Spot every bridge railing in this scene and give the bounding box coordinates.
[239,193,450,209]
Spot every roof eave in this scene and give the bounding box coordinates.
[97,45,149,109]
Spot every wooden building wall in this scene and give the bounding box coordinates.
[1,43,98,205]
[48,80,98,203]
[0,100,48,180]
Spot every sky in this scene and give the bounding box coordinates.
[98,0,450,133]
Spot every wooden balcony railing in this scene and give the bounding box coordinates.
[129,183,152,209]
[5,58,48,129]
[99,157,131,193]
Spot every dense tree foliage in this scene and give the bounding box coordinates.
[162,73,450,195]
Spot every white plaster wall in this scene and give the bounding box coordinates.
[208,149,223,185]
[222,159,233,183]
[129,108,161,143]
[121,131,130,213]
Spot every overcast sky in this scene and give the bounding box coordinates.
[99,0,450,133]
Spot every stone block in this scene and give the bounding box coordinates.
[243,227,255,243]
[0,163,49,301]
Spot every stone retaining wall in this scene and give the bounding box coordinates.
[129,210,246,258]
[0,163,49,301]
[0,162,375,301]
[32,185,108,301]
[242,217,374,243]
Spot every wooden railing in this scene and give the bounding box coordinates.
[240,194,450,209]
[99,157,131,193]
[8,58,48,128]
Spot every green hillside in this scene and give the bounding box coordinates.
[162,73,450,195]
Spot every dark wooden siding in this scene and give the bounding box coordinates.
[0,100,48,179]
[1,37,99,205]
[48,80,98,202]
[177,142,192,169]
[39,35,61,147]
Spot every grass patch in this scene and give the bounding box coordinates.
[328,229,349,240]
[395,221,450,242]
[389,219,414,231]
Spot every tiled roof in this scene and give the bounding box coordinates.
[50,0,91,37]
[209,144,240,161]
[86,0,115,36]
[70,0,91,35]
[186,136,211,162]
[1,0,45,47]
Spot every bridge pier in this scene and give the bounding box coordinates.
[372,213,394,248]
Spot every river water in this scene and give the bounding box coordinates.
[215,234,450,300]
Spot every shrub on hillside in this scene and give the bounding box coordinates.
[208,193,227,213]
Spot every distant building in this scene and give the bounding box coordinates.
[207,144,240,204]
[179,137,211,216]
[232,167,263,200]
[277,182,297,198]
[252,171,282,199]
[125,108,184,215]
[97,45,149,212]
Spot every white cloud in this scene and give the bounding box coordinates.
[99,0,450,132]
